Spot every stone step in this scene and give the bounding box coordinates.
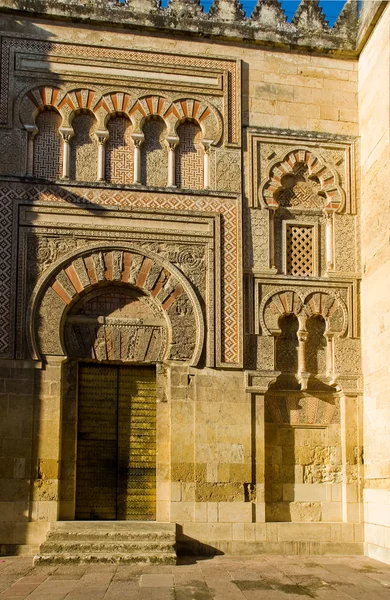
[47,530,175,542]
[34,552,177,565]
[51,521,176,532]
[35,521,177,565]
[40,540,175,553]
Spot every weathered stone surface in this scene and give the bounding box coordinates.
[0,0,387,566]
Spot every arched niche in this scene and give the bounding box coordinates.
[259,148,344,212]
[28,245,204,366]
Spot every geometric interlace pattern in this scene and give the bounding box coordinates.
[106,117,133,184]
[176,122,203,190]
[34,111,62,180]
[0,193,12,355]
[286,224,313,276]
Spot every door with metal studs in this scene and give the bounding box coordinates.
[75,363,156,520]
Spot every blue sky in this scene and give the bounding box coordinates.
[203,1,349,26]
[156,1,353,27]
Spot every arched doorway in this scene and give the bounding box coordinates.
[27,245,205,522]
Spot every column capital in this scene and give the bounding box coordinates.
[131,133,145,148]
[166,135,179,150]
[201,139,213,154]
[59,127,74,143]
[95,130,109,145]
[24,124,38,139]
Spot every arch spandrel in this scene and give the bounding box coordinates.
[28,245,205,366]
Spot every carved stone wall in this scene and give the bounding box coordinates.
[0,1,371,557]
[70,114,98,181]
[141,119,168,187]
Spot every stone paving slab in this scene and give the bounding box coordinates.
[0,555,389,599]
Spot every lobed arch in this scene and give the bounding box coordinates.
[19,86,223,145]
[259,147,345,212]
[27,244,205,366]
[260,288,347,337]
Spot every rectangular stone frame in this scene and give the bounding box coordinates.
[16,197,220,366]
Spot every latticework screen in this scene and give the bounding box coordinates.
[286,224,314,276]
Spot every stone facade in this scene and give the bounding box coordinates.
[0,0,387,563]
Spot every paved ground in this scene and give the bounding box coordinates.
[0,555,390,599]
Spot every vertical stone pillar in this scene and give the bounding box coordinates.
[25,126,38,177]
[96,131,109,182]
[325,210,335,273]
[326,333,335,380]
[59,128,74,180]
[254,393,266,522]
[31,357,66,527]
[155,364,171,522]
[202,141,212,189]
[269,209,277,270]
[166,137,178,187]
[340,393,362,523]
[131,133,144,184]
[297,329,308,388]
[169,364,195,529]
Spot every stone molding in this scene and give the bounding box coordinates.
[0,0,360,53]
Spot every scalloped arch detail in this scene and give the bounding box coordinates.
[260,288,347,336]
[20,86,223,144]
[260,147,345,212]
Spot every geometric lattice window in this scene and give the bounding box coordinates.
[286,224,314,276]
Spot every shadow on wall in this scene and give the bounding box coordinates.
[1,11,213,554]
[0,19,63,556]
[175,524,224,557]
[264,313,340,523]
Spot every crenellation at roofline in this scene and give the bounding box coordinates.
[0,0,385,56]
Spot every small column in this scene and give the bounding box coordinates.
[269,208,277,271]
[166,137,179,187]
[96,131,109,182]
[325,209,335,273]
[297,329,308,389]
[25,125,38,177]
[202,141,212,189]
[59,128,74,180]
[325,333,335,381]
[131,133,144,185]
